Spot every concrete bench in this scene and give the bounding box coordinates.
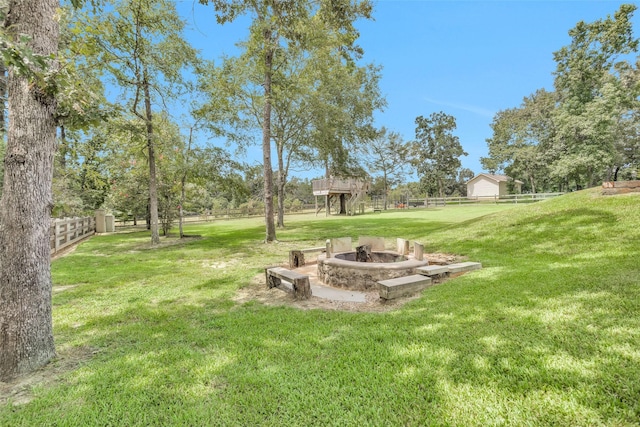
[289,246,326,268]
[377,274,433,300]
[416,265,450,280]
[266,267,312,299]
[446,262,482,274]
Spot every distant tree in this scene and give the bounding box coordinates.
[176,138,241,237]
[302,40,384,179]
[389,181,421,205]
[102,116,155,224]
[197,44,315,229]
[52,128,111,216]
[198,0,375,240]
[285,177,313,205]
[604,62,640,181]
[0,0,59,381]
[451,167,475,196]
[552,3,639,187]
[483,89,556,193]
[363,127,409,209]
[411,112,467,198]
[83,0,199,243]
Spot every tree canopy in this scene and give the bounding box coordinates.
[412,112,467,198]
[484,4,640,191]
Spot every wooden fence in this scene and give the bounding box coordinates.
[114,205,319,227]
[401,193,565,208]
[50,216,95,255]
[112,193,567,228]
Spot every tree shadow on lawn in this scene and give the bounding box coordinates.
[6,253,640,425]
[436,207,628,264]
[27,202,637,424]
[278,216,458,243]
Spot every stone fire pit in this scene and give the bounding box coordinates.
[316,237,428,291]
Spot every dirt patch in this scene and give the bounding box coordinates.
[234,253,463,313]
[426,252,464,265]
[0,346,97,406]
[233,274,415,313]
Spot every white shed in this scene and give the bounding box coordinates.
[466,174,522,198]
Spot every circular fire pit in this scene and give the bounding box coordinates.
[317,250,428,291]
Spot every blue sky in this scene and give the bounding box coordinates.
[176,0,639,179]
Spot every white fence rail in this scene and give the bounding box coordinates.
[402,193,565,208]
[50,217,95,255]
[112,193,567,228]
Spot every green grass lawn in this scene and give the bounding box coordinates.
[1,189,639,426]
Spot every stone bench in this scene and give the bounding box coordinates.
[377,274,433,300]
[266,267,312,299]
[446,262,482,274]
[416,265,450,280]
[289,246,326,268]
[416,262,482,278]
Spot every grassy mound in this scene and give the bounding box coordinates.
[1,189,638,426]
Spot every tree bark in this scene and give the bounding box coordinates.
[262,29,276,242]
[383,170,388,210]
[277,172,285,228]
[58,124,67,170]
[0,0,58,381]
[0,62,6,136]
[276,144,286,228]
[529,175,536,194]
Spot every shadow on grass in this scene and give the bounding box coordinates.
[21,197,637,425]
[22,249,640,426]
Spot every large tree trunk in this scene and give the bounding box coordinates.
[383,170,388,210]
[262,31,276,242]
[277,172,285,228]
[179,175,186,239]
[276,143,286,228]
[179,125,194,239]
[143,68,160,244]
[438,177,444,199]
[529,175,536,194]
[0,62,6,135]
[0,0,59,381]
[58,124,67,170]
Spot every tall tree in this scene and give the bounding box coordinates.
[82,0,198,244]
[363,127,409,209]
[198,0,374,242]
[604,61,640,181]
[483,89,556,193]
[0,0,59,380]
[305,51,383,179]
[552,3,639,187]
[412,112,467,198]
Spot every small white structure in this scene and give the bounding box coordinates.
[466,174,522,198]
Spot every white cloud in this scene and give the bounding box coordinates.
[423,97,495,118]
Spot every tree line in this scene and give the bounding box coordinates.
[0,0,473,245]
[0,0,392,381]
[482,4,640,193]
